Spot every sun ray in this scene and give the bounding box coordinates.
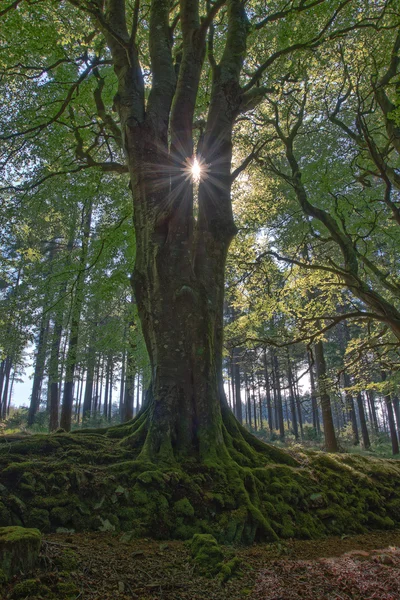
[182,155,208,183]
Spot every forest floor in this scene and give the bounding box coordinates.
[3,530,400,600]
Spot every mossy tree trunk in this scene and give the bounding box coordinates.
[96,0,259,462]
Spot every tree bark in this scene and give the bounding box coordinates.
[287,354,299,440]
[356,392,370,449]
[392,396,400,442]
[233,347,243,423]
[381,371,399,455]
[314,340,338,452]
[83,340,96,419]
[28,313,50,425]
[272,351,285,439]
[1,358,12,420]
[343,373,359,445]
[308,351,320,434]
[60,201,92,431]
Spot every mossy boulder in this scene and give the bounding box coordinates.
[27,508,51,532]
[0,526,41,580]
[189,533,223,575]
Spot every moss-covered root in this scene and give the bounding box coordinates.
[0,526,41,580]
[189,534,241,582]
[190,533,224,575]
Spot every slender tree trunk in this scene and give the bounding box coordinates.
[343,373,359,445]
[108,360,113,420]
[135,371,141,415]
[1,358,12,420]
[98,356,105,414]
[272,352,285,439]
[119,347,126,422]
[287,355,299,440]
[93,357,101,414]
[314,340,338,452]
[60,201,92,431]
[7,370,15,416]
[77,368,85,424]
[245,374,252,428]
[384,394,399,455]
[28,314,50,425]
[0,359,5,418]
[381,396,388,433]
[233,348,242,423]
[263,349,273,432]
[392,396,400,441]
[356,392,370,449]
[48,316,64,432]
[257,374,264,429]
[103,357,110,419]
[381,372,399,455]
[124,367,135,422]
[308,351,320,434]
[227,363,232,409]
[83,340,96,420]
[251,373,257,431]
[292,370,304,437]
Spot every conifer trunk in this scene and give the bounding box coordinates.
[356,392,370,449]
[60,202,92,431]
[263,349,274,432]
[314,340,338,452]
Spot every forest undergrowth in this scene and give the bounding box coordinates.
[1,413,400,546]
[2,530,400,600]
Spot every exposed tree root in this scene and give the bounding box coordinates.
[1,411,400,544]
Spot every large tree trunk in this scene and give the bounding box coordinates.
[101,0,265,463]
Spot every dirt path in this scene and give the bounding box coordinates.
[3,530,400,599]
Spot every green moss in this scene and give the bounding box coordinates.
[0,526,41,580]
[218,556,241,583]
[11,578,50,598]
[2,419,400,544]
[54,549,79,571]
[50,500,90,531]
[174,498,194,517]
[55,580,79,598]
[0,502,11,527]
[366,513,395,529]
[189,533,223,575]
[27,509,51,532]
[0,568,7,586]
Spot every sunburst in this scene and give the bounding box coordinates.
[182,155,208,184]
